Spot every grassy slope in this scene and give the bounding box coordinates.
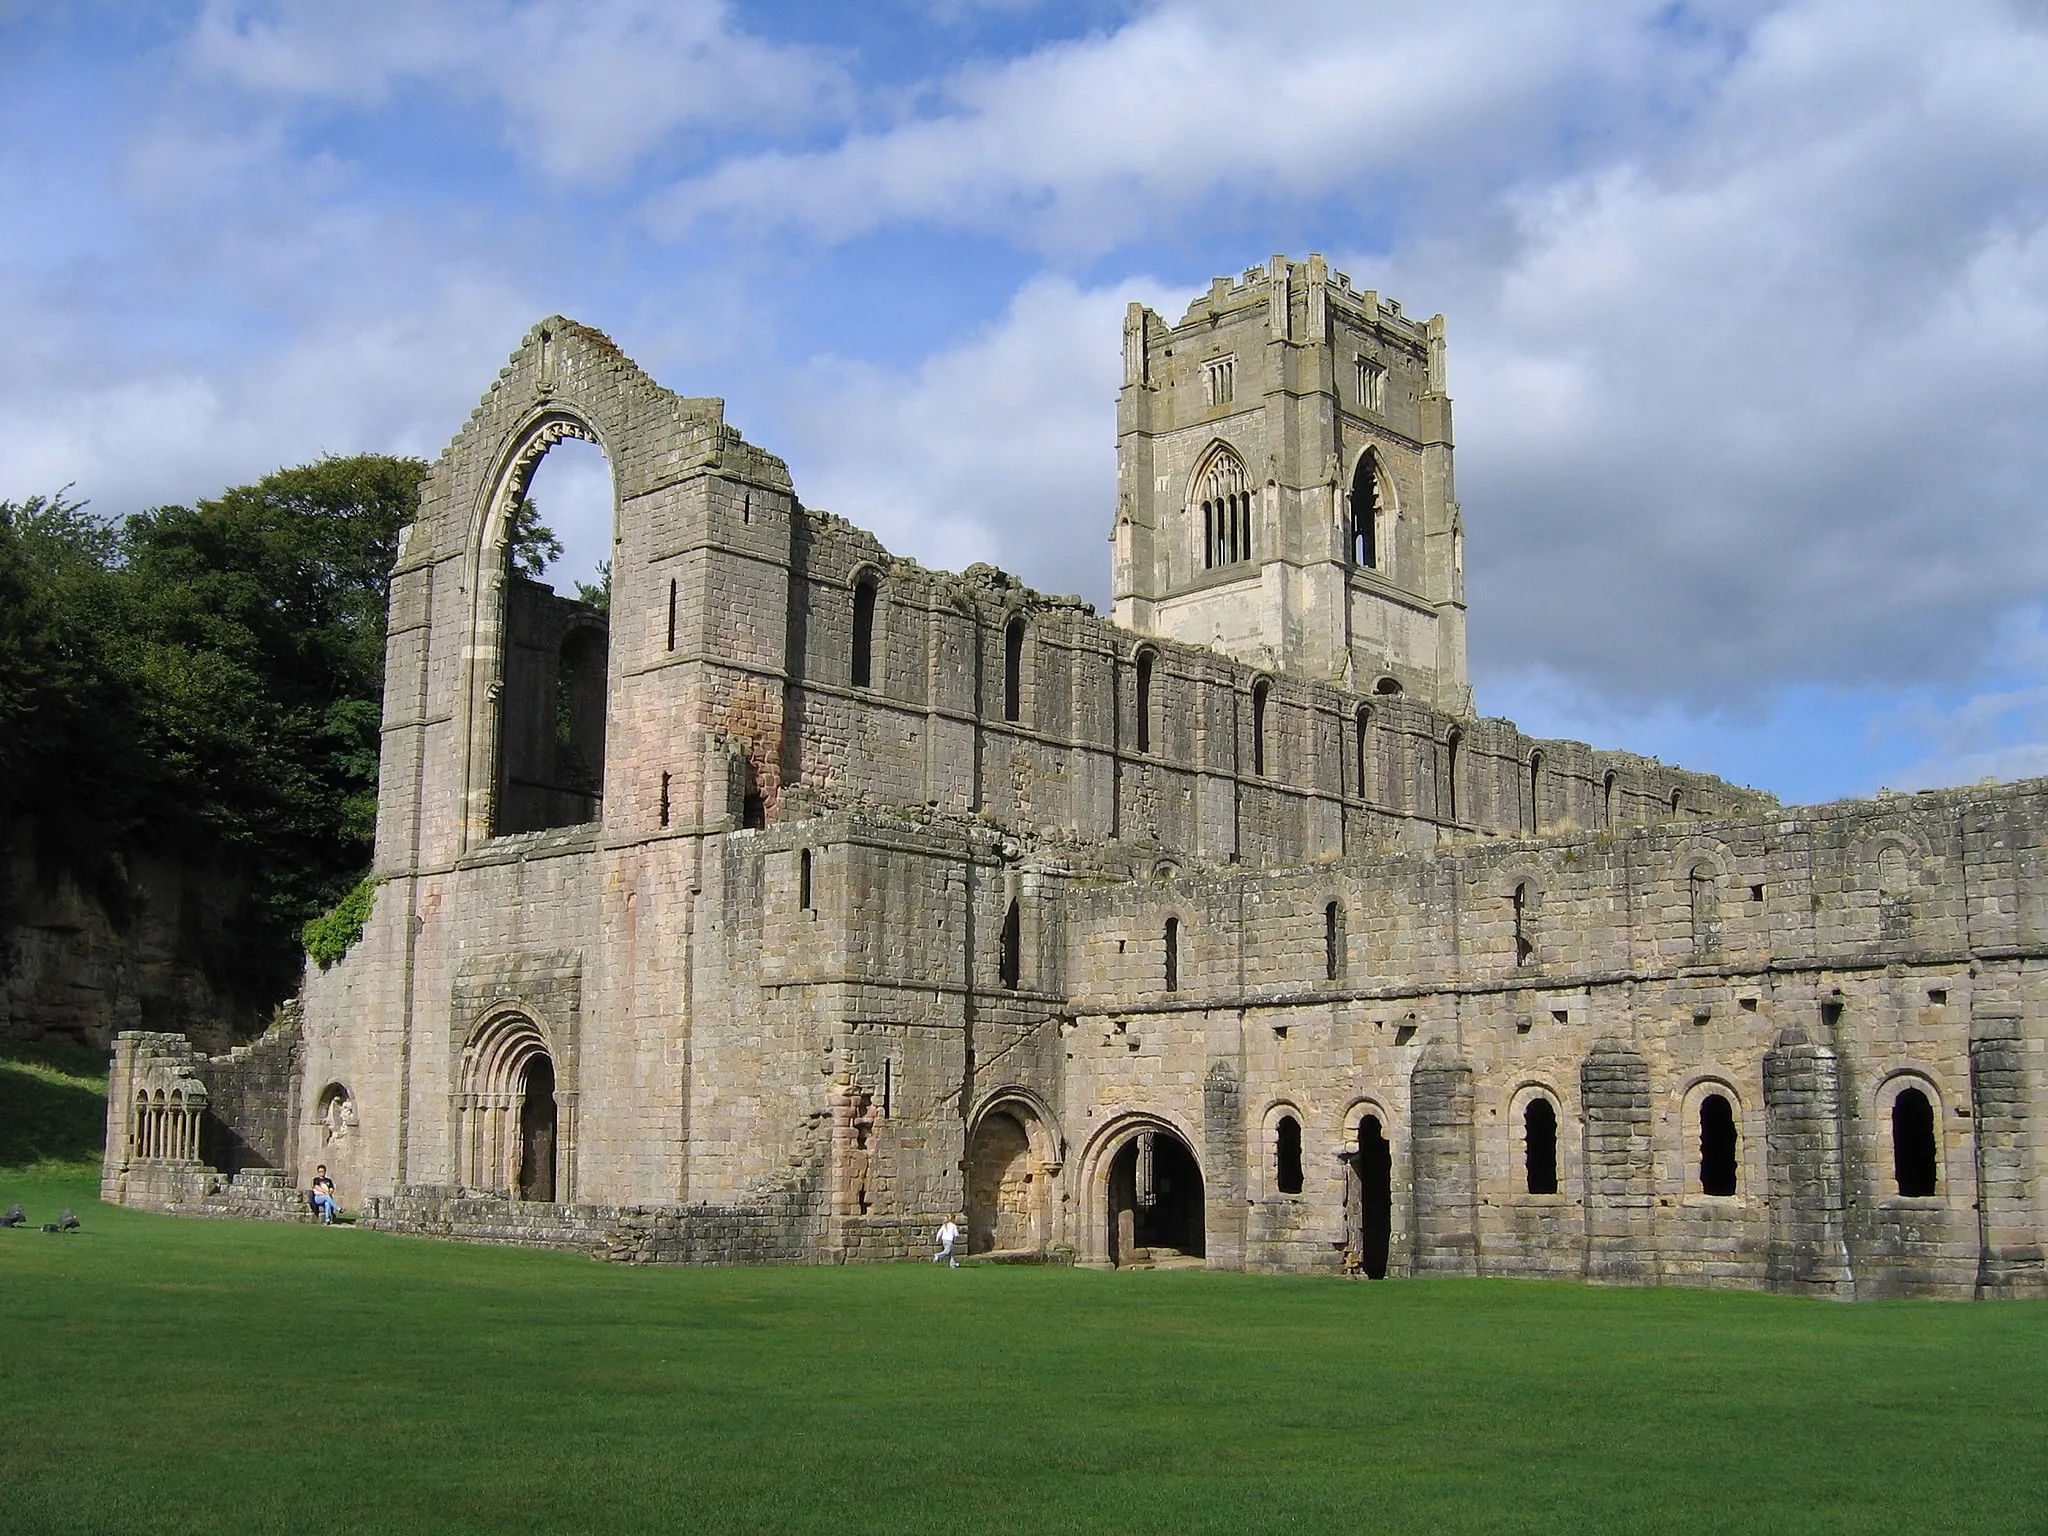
[0,1166,2043,1536]
[0,1037,108,1167]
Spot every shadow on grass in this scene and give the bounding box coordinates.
[0,1037,108,1167]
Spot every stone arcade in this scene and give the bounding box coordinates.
[104,256,2047,1298]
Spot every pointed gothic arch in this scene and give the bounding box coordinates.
[1191,441,1254,570]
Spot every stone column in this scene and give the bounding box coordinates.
[1763,1027,1856,1298]
[1410,1042,1478,1275]
[1203,1058,1246,1271]
[1970,1007,2045,1298]
[1580,1037,1655,1284]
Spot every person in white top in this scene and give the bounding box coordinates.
[933,1218,961,1268]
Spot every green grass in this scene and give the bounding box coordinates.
[0,1036,109,1167]
[0,1165,2042,1534]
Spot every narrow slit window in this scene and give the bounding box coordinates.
[1252,680,1271,776]
[799,849,813,912]
[1445,731,1462,822]
[998,898,1021,990]
[1526,752,1543,834]
[1164,916,1180,992]
[1602,770,1618,828]
[1324,901,1343,981]
[851,576,877,690]
[666,578,677,652]
[1354,707,1373,803]
[658,771,671,828]
[1275,1115,1304,1195]
[1136,651,1155,754]
[1003,616,1025,723]
[1512,882,1534,967]
[1524,1098,1559,1195]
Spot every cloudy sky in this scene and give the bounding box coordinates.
[5,0,2046,805]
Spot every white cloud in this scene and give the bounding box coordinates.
[188,0,850,181]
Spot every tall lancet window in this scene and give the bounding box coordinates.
[1198,447,1253,570]
[1351,450,1382,570]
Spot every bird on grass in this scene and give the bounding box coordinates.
[0,1203,25,1228]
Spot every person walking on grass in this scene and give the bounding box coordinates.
[933,1216,960,1268]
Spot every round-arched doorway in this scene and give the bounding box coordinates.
[1102,1124,1205,1266]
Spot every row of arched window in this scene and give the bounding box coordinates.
[1261,1084,1942,1201]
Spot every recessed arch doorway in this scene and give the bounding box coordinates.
[1101,1122,1205,1266]
[966,1095,1058,1254]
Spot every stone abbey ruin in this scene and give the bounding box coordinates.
[105,255,2046,1297]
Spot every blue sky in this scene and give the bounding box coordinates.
[5,0,2047,806]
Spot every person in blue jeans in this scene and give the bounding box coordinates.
[310,1166,338,1224]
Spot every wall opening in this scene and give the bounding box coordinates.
[1108,1128,1205,1264]
[1198,446,1252,569]
[1524,1097,1559,1195]
[1355,707,1373,803]
[1164,916,1180,992]
[1252,679,1271,775]
[998,898,1022,990]
[1512,882,1534,967]
[799,848,814,911]
[1527,752,1544,834]
[1354,1114,1392,1279]
[658,771,671,829]
[851,574,878,689]
[1444,731,1462,822]
[517,1053,557,1203]
[1698,1093,1737,1196]
[1003,616,1025,723]
[1275,1114,1304,1195]
[1351,450,1380,569]
[1690,866,1721,954]
[1324,901,1343,981]
[666,578,676,652]
[1891,1087,1937,1197]
[1135,650,1155,754]
[967,1109,1043,1253]
[1602,770,1618,828]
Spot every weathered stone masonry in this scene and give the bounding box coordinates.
[103,256,2048,1298]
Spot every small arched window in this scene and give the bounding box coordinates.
[1444,731,1462,822]
[1164,916,1180,992]
[1251,680,1271,776]
[1275,1115,1304,1195]
[1003,615,1025,723]
[1198,447,1252,569]
[1135,649,1156,755]
[1526,752,1544,834]
[998,898,1021,990]
[1602,770,1618,829]
[851,574,878,689]
[1524,1097,1559,1195]
[1892,1087,1937,1197]
[1670,787,1685,816]
[1324,900,1344,982]
[799,848,813,912]
[1699,1093,1738,1196]
[1351,451,1380,569]
[1512,882,1534,967]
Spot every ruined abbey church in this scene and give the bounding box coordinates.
[105,256,2047,1298]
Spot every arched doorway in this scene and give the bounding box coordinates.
[517,1054,557,1203]
[966,1104,1050,1254]
[1106,1127,1205,1266]
[1351,1113,1392,1279]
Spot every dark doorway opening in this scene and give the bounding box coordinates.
[1354,1114,1392,1278]
[1698,1093,1737,1196]
[1275,1115,1304,1195]
[1892,1087,1937,1197]
[518,1054,557,1202]
[1107,1129,1204,1265]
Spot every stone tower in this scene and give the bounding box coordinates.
[1111,254,1470,714]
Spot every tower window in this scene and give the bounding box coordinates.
[1252,680,1271,776]
[1351,450,1381,569]
[1526,752,1543,834]
[1003,615,1025,723]
[1203,354,1235,406]
[1164,916,1180,992]
[1198,448,1252,569]
[851,575,878,689]
[998,898,1021,990]
[1602,770,1618,828]
[1354,706,1373,803]
[1324,901,1343,981]
[1355,357,1386,413]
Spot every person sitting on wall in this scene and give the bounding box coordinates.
[310,1166,338,1225]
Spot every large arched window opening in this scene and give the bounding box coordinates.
[1351,450,1382,569]
[1891,1087,1938,1197]
[851,573,879,690]
[1698,1093,1738,1196]
[490,425,615,837]
[1196,446,1253,569]
[1003,615,1026,723]
[1524,1097,1559,1195]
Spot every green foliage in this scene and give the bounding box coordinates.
[1,1176,2045,1535]
[1,454,427,1013]
[302,873,381,969]
[505,495,563,579]
[0,1039,107,1168]
[575,559,612,614]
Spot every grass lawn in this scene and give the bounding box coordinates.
[0,1168,2042,1534]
